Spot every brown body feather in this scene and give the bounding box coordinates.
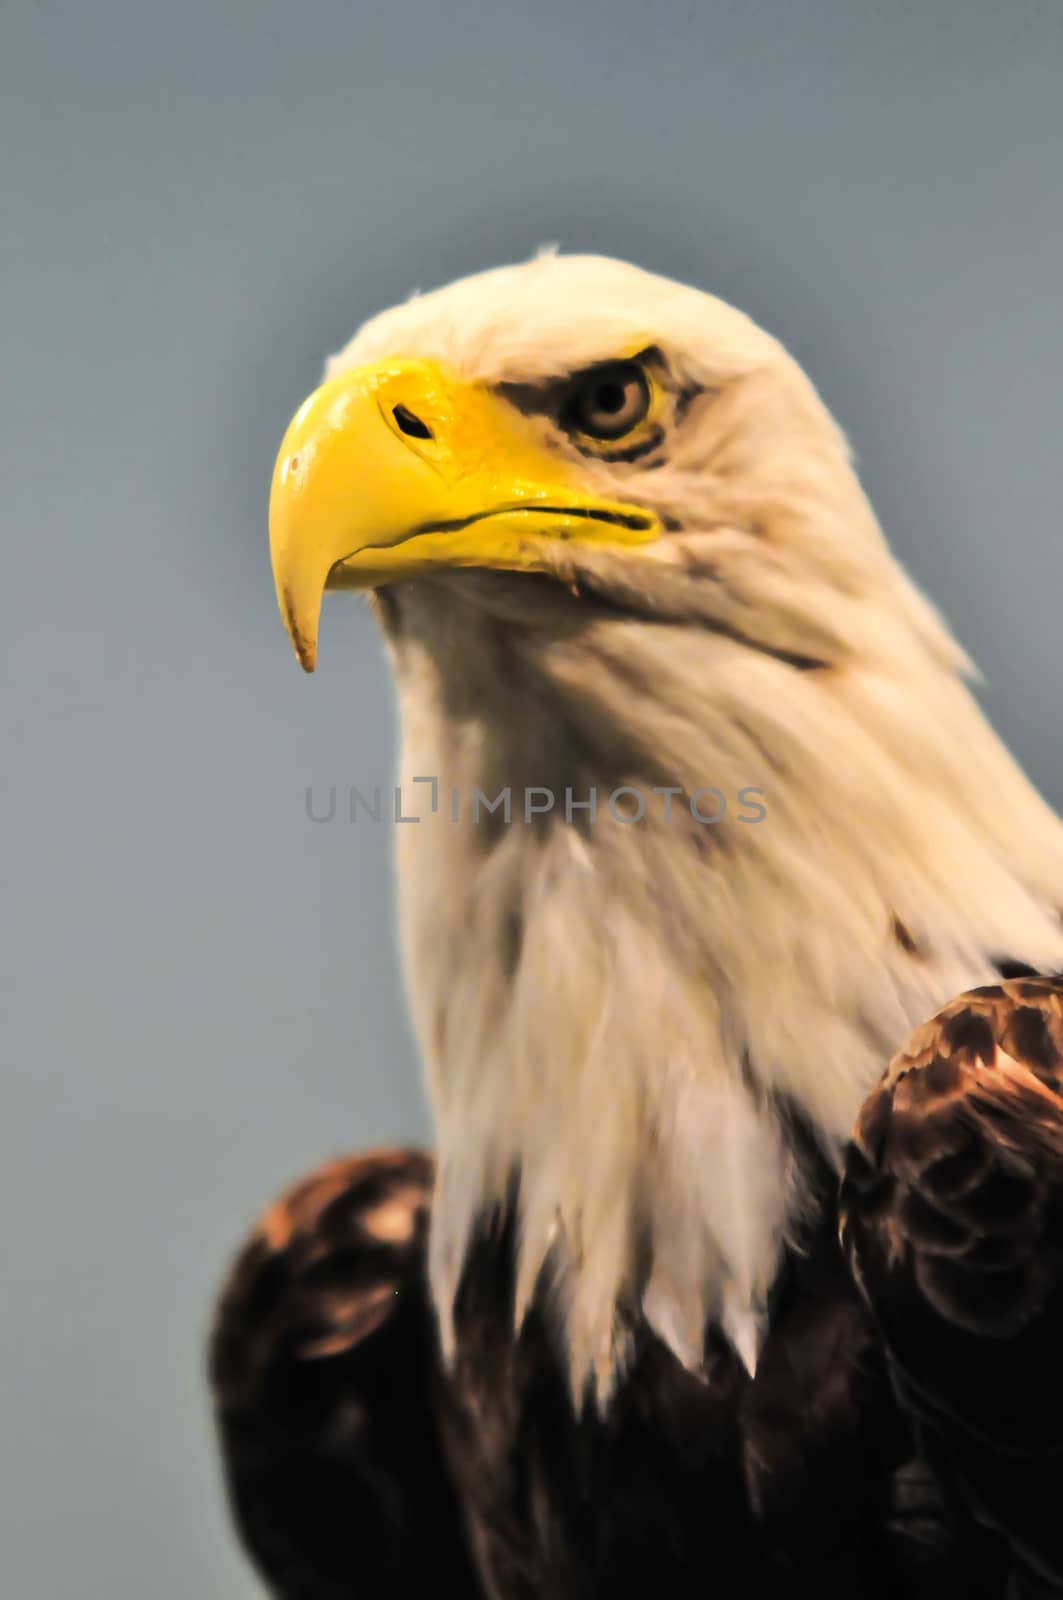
[210,986,1063,1600]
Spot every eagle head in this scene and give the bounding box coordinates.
[271,251,925,675]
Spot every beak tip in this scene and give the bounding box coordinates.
[276,584,319,672]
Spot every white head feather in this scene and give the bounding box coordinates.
[327,253,1063,1403]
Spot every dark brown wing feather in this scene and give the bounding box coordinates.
[841,977,1063,1589]
[210,1140,1027,1598]
[208,1148,484,1599]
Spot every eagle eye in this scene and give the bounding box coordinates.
[562,361,650,442]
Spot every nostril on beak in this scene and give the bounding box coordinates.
[392,404,433,440]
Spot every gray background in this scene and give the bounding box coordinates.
[2,2,1061,1594]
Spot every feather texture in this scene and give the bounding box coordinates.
[211,1138,1046,1597]
[841,978,1063,1589]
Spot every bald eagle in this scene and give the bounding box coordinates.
[210,254,1063,1598]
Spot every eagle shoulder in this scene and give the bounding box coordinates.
[208,1148,484,1598]
[840,977,1063,1589]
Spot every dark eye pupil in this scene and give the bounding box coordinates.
[595,383,625,414]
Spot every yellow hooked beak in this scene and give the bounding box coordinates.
[268,358,660,670]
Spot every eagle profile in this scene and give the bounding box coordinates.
[210,254,1063,1597]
